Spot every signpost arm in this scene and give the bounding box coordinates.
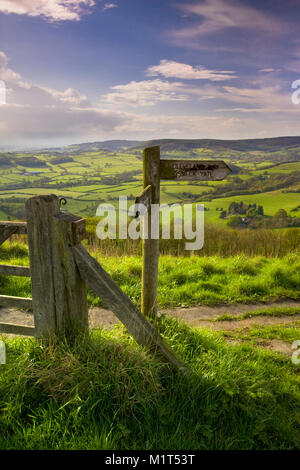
[142,146,160,318]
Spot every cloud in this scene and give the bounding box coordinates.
[146,59,236,81]
[212,81,297,115]
[172,0,287,39]
[0,49,299,146]
[0,0,95,22]
[0,51,24,84]
[102,79,188,106]
[41,87,90,106]
[159,74,296,115]
[113,111,299,141]
[115,113,243,138]
[259,68,277,73]
[103,3,118,11]
[1,104,124,144]
[220,84,290,112]
[0,50,125,145]
[0,51,8,68]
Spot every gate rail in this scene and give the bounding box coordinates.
[0,221,35,336]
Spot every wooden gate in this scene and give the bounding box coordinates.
[0,195,187,371]
[0,221,35,336]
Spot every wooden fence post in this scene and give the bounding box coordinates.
[25,194,88,339]
[142,146,160,318]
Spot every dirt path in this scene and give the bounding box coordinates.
[89,302,300,356]
[159,301,300,356]
[1,299,300,330]
[160,300,300,326]
[1,300,299,356]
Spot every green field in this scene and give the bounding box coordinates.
[204,191,300,224]
[1,139,300,222]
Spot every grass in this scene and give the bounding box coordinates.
[215,307,300,322]
[0,316,299,450]
[228,321,300,344]
[85,221,300,257]
[0,234,299,449]
[87,252,300,307]
[2,242,300,307]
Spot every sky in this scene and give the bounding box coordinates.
[0,0,300,147]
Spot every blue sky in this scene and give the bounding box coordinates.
[0,0,300,147]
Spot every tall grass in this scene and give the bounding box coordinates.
[85,219,300,257]
[2,242,300,307]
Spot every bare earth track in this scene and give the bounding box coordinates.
[1,300,300,356]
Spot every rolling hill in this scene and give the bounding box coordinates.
[0,136,300,222]
[38,136,300,155]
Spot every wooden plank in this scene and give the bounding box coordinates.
[0,221,27,233]
[0,226,17,245]
[0,265,30,277]
[0,295,32,310]
[0,322,35,336]
[73,244,188,371]
[160,160,231,181]
[25,195,88,339]
[142,147,160,318]
[72,217,87,245]
[134,185,152,218]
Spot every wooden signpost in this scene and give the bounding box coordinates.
[160,159,231,181]
[136,146,232,318]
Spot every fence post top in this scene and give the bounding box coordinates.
[144,145,160,153]
[25,194,59,206]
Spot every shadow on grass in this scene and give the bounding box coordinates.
[0,317,299,450]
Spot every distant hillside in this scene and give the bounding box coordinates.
[134,137,300,153]
[3,136,300,156]
[42,140,141,154]
[38,136,300,156]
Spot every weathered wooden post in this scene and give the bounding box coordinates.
[25,194,88,339]
[141,146,160,318]
[138,146,232,318]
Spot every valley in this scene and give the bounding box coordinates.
[1,137,300,226]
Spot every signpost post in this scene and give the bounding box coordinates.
[141,147,160,318]
[136,146,231,318]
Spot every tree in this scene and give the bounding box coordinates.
[257,205,264,216]
[227,215,243,228]
[246,207,257,218]
[228,202,240,215]
[274,209,288,218]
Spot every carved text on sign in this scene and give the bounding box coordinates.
[160,160,232,181]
